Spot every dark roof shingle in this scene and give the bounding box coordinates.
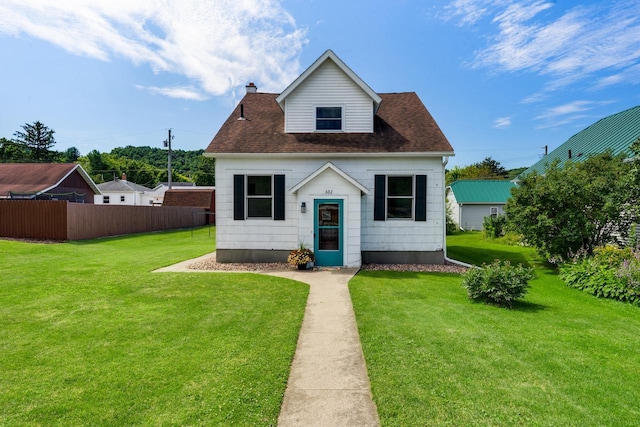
[162,189,215,209]
[0,163,88,195]
[205,92,454,155]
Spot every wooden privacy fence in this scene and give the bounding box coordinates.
[0,200,207,241]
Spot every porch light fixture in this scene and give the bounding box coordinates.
[300,202,306,213]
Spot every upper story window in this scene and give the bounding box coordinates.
[103,196,110,204]
[120,195,125,202]
[316,107,342,131]
[247,175,272,218]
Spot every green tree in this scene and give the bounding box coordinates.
[12,121,57,162]
[62,147,80,162]
[505,151,636,261]
[446,157,508,185]
[193,156,215,186]
[84,150,111,183]
[0,137,29,162]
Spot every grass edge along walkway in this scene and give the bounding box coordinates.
[0,228,309,426]
[351,232,640,426]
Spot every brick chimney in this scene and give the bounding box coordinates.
[121,173,127,181]
[246,82,257,93]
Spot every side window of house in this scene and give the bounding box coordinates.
[103,195,110,204]
[247,176,272,218]
[387,176,413,219]
[234,174,285,221]
[316,107,342,131]
[120,195,125,203]
[490,207,498,218]
[374,174,427,221]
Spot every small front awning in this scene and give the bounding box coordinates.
[289,162,369,195]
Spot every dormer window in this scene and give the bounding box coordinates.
[316,107,342,131]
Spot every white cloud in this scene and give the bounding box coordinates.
[595,64,640,89]
[533,100,614,129]
[135,85,209,101]
[0,0,307,98]
[443,0,503,25]
[493,116,511,129]
[447,0,640,90]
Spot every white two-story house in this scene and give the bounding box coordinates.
[205,50,454,267]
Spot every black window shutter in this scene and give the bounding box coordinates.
[233,175,244,220]
[274,174,285,220]
[415,175,427,221]
[374,175,386,221]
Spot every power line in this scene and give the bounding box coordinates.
[80,128,167,143]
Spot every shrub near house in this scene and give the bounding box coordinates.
[462,260,535,308]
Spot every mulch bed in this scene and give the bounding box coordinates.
[188,254,468,273]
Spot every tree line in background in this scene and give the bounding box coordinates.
[0,121,215,187]
[446,156,526,185]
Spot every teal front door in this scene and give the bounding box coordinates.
[314,200,343,266]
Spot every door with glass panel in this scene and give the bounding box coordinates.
[314,200,343,266]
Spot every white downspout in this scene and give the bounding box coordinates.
[442,155,473,268]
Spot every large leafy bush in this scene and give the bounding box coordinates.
[505,151,637,261]
[462,260,535,308]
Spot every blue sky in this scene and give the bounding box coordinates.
[1,0,639,169]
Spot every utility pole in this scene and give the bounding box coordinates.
[164,129,174,189]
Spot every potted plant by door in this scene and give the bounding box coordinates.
[288,243,315,270]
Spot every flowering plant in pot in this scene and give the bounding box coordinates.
[288,242,315,269]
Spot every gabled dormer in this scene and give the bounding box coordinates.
[275,50,382,134]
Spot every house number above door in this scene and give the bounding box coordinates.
[325,190,333,194]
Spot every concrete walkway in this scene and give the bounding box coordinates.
[267,269,380,426]
[154,257,380,426]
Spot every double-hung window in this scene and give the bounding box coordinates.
[316,107,342,131]
[234,174,285,220]
[387,176,414,219]
[247,176,272,218]
[374,174,427,221]
[103,195,110,204]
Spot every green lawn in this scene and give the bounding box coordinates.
[351,232,640,426]
[0,228,308,426]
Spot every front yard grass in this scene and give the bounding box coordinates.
[351,232,640,426]
[0,228,308,425]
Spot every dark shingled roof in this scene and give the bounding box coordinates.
[205,92,454,155]
[97,179,152,192]
[0,163,98,196]
[162,189,215,209]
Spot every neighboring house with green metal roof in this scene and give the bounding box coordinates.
[520,105,640,178]
[446,180,516,231]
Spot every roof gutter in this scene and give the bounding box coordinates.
[206,151,456,159]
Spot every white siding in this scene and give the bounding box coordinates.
[459,204,506,231]
[284,60,374,133]
[446,190,461,227]
[358,158,446,252]
[216,156,447,266]
[94,191,145,205]
[215,159,297,251]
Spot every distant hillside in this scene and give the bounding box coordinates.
[80,146,215,187]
